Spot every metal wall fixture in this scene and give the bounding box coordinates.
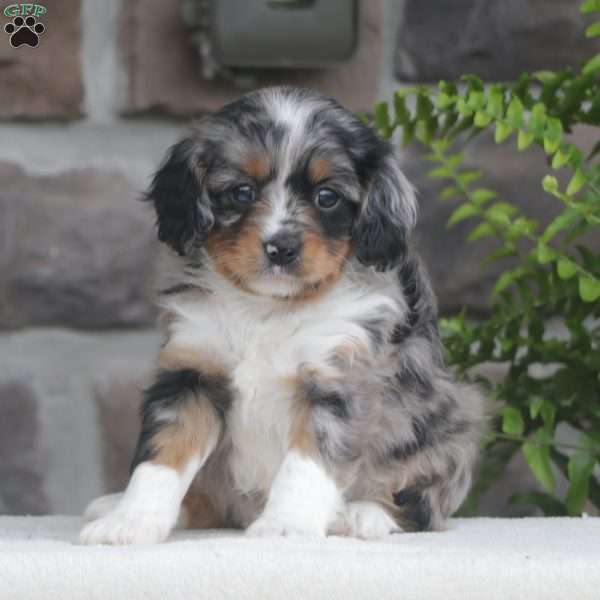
[182,0,358,83]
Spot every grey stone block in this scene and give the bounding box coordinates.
[0,379,49,515]
[0,328,160,514]
[94,368,151,494]
[0,162,157,330]
[395,0,599,82]
[0,0,83,119]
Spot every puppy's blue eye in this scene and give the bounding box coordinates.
[233,184,256,204]
[315,188,340,210]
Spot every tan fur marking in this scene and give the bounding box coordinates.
[181,492,222,529]
[151,401,219,472]
[158,345,224,376]
[308,158,332,183]
[205,207,267,290]
[289,401,317,457]
[300,233,350,289]
[241,154,272,181]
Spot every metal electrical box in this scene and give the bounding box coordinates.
[183,0,358,79]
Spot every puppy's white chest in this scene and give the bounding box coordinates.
[227,313,315,495]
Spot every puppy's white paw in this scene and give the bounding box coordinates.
[246,513,325,538]
[83,493,124,523]
[80,510,175,546]
[344,501,401,540]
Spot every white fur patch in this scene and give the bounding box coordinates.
[246,450,342,537]
[80,463,184,545]
[80,437,214,545]
[343,501,401,540]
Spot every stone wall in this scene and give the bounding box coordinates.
[0,0,595,516]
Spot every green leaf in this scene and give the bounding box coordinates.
[517,130,535,151]
[447,204,479,227]
[566,167,586,195]
[486,202,518,226]
[471,188,497,206]
[586,21,600,37]
[494,121,513,143]
[537,243,558,264]
[485,245,518,265]
[467,222,495,242]
[492,272,516,296]
[529,397,544,420]
[393,93,411,125]
[440,186,460,200]
[529,103,547,136]
[502,406,525,436]
[474,110,492,127]
[447,154,465,169]
[437,93,454,109]
[565,452,596,515]
[401,121,415,147]
[486,86,505,118]
[457,97,474,117]
[523,434,555,494]
[415,118,437,144]
[540,402,556,431]
[582,53,600,76]
[557,258,578,280]
[540,208,579,243]
[543,118,563,154]
[467,90,486,111]
[416,93,434,120]
[581,0,600,13]
[506,96,525,128]
[579,276,600,302]
[542,175,559,195]
[374,102,391,134]
[457,170,481,186]
[552,148,571,169]
[428,166,453,179]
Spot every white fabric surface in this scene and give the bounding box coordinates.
[0,516,599,600]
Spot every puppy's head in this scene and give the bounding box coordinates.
[147,87,416,298]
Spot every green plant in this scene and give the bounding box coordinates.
[373,0,600,516]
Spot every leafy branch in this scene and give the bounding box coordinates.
[373,0,600,516]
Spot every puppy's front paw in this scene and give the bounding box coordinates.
[246,513,325,538]
[344,501,401,540]
[80,510,175,546]
[83,493,124,522]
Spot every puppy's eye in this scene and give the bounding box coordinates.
[232,184,256,204]
[315,188,340,210]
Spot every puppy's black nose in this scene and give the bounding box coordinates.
[263,233,300,266]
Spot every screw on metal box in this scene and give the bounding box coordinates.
[182,0,357,81]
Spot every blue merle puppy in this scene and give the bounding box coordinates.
[81,87,485,545]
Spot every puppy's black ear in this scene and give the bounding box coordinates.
[353,154,417,270]
[146,138,214,256]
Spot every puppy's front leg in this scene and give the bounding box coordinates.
[247,420,342,537]
[81,358,228,545]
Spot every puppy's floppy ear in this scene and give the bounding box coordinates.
[146,137,214,256]
[353,153,417,270]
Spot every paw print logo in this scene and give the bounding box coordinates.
[4,16,45,48]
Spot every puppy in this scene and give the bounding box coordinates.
[80,87,485,544]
